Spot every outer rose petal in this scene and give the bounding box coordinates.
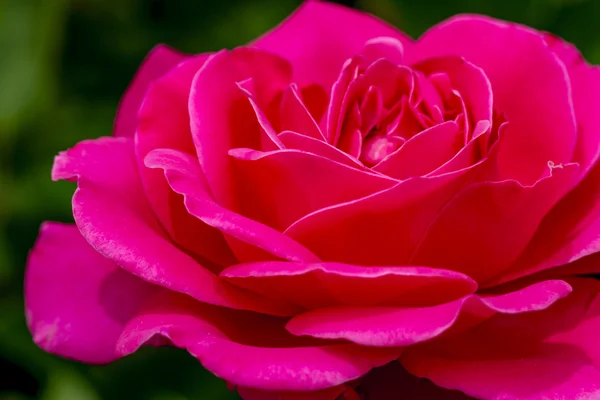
[252,0,412,88]
[402,278,600,400]
[25,222,156,363]
[117,290,401,392]
[286,280,572,347]
[409,15,577,184]
[221,262,476,309]
[136,54,236,269]
[412,164,579,284]
[115,44,186,137]
[544,33,600,173]
[145,148,319,263]
[501,68,600,281]
[52,137,298,316]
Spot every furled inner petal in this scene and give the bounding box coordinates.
[374,121,461,180]
[321,51,487,178]
[189,48,292,209]
[409,15,577,184]
[227,148,396,231]
[279,84,325,140]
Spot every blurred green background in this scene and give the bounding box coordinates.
[2,0,600,398]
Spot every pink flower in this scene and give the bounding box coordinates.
[25,2,600,399]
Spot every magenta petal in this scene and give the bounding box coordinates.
[52,137,297,316]
[285,169,475,266]
[361,37,405,66]
[228,148,396,230]
[189,48,291,208]
[506,68,600,280]
[546,35,600,173]
[253,1,412,88]
[221,262,476,309]
[279,84,325,140]
[117,291,401,391]
[285,280,571,347]
[411,15,577,184]
[145,148,319,263]
[136,54,235,268]
[412,164,579,284]
[278,131,365,170]
[114,44,187,137]
[374,121,461,179]
[25,222,157,363]
[415,56,493,138]
[401,278,600,400]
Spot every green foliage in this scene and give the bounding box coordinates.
[1,0,599,398]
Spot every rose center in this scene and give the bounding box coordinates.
[360,134,405,167]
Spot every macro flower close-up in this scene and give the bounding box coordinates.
[19,1,600,399]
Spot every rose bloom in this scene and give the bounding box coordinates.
[25,1,600,399]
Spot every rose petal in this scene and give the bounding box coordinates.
[279,84,325,141]
[545,32,585,70]
[278,131,365,170]
[285,168,475,266]
[410,15,577,184]
[401,278,600,400]
[253,1,412,88]
[415,56,493,140]
[285,280,572,347]
[117,290,401,392]
[501,67,600,282]
[144,148,319,264]
[411,163,579,284]
[25,222,157,363]
[189,48,291,208]
[227,148,396,231]
[554,46,600,173]
[52,137,297,316]
[240,85,286,151]
[361,37,405,66]
[136,54,235,269]
[374,121,461,179]
[115,44,187,137]
[221,262,477,309]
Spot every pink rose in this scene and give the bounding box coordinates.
[26,1,600,399]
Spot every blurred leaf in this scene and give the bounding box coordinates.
[0,0,67,138]
[40,368,100,400]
